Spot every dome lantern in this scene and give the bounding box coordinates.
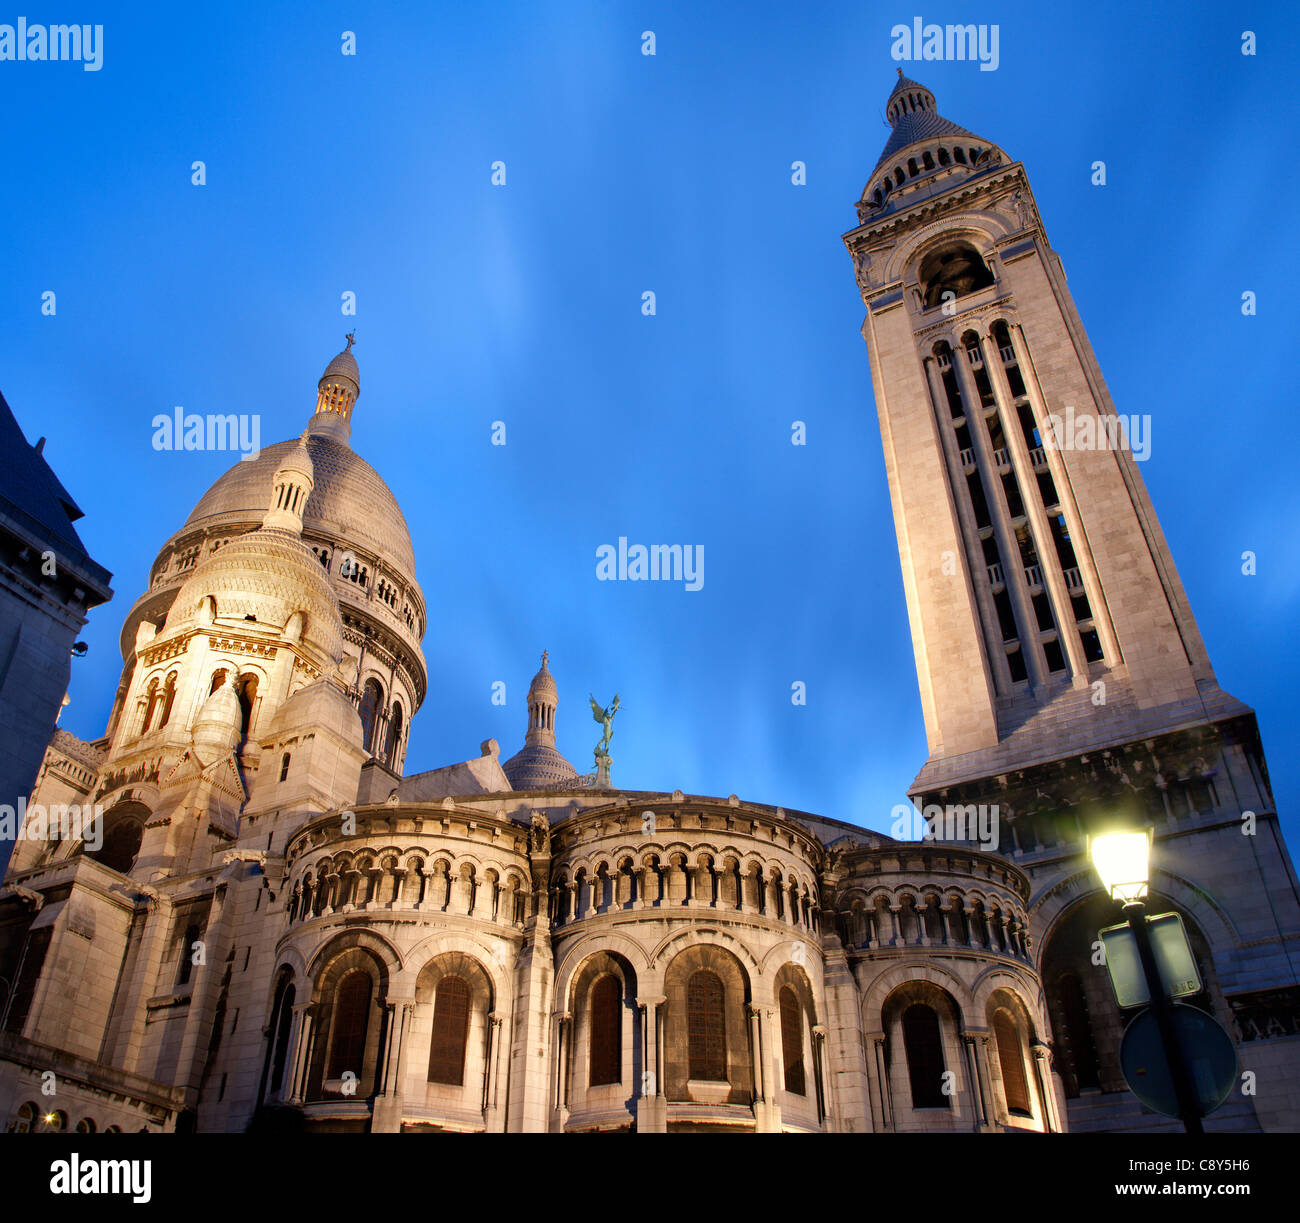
[525,649,558,748]
[502,651,579,790]
[309,333,361,444]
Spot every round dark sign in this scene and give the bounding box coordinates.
[1119,1003,1237,1121]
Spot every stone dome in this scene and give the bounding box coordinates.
[501,743,580,791]
[528,654,557,702]
[320,348,360,391]
[183,434,416,578]
[167,526,345,664]
[191,679,242,756]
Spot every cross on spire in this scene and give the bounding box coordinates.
[344,331,356,352]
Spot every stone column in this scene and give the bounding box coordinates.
[962,1029,996,1132]
[751,1004,782,1132]
[1005,321,1121,664]
[483,1012,505,1126]
[371,997,414,1132]
[982,326,1089,685]
[952,334,1047,689]
[923,353,1013,692]
[888,903,902,947]
[867,1032,892,1132]
[940,901,957,945]
[286,1003,316,1105]
[636,995,667,1132]
[811,1025,830,1127]
[1030,1040,1059,1133]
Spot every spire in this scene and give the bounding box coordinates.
[864,71,991,199]
[886,71,937,126]
[307,335,361,444]
[263,431,314,534]
[524,650,558,748]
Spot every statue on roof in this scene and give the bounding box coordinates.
[589,693,620,757]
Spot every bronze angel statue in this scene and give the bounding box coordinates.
[589,693,621,757]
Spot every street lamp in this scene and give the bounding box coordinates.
[1088,829,1205,1134]
[1089,829,1151,903]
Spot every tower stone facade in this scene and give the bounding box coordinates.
[843,72,1300,1131]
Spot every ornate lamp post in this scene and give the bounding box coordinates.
[1089,829,1204,1134]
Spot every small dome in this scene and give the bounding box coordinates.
[528,651,557,702]
[267,678,362,746]
[320,337,360,393]
[192,681,241,755]
[168,526,345,664]
[502,743,579,791]
[277,434,314,480]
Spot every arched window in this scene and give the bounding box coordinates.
[902,1003,947,1108]
[268,980,295,1095]
[779,985,806,1096]
[141,678,160,733]
[209,669,228,695]
[14,1101,37,1132]
[994,1010,1031,1115]
[589,974,622,1086]
[158,673,177,727]
[918,241,995,309]
[327,971,372,1080]
[687,970,727,1082]
[90,811,144,874]
[234,674,258,738]
[359,679,383,754]
[427,975,471,1085]
[74,1117,96,1133]
[384,701,404,767]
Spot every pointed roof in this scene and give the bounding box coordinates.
[871,69,984,178]
[0,391,112,596]
[320,332,360,392]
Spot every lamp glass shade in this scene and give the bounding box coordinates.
[1090,830,1151,902]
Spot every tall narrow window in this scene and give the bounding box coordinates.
[384,702,404,767]
[427,975,471,1085]
[902,1003,947,1108]
[779,985,806,1096]
[158,673,177,727]
[359,679,383,755]
[994,1011,1031,1115]
[687,970,727,1081]
[268,981,295,1095]
[327,971,372,1080]
[235,674,257,738]
[141,678,160,733]
[175,922,201,987]
[4,929,53,1034]
[589,974,622,1086]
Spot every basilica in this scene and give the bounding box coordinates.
[1,72,1297,1134]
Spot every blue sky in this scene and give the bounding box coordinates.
[1,1,1296,848]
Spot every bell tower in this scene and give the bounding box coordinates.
[844,71,1230,770]
[845,72,1300,1131]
